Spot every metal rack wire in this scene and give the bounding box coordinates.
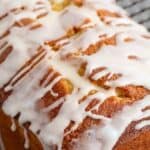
[117,0,150,31]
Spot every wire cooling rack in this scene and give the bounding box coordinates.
[117,0,150,31]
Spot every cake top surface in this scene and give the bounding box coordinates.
[0,0,150,149]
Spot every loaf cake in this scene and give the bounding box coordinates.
[0,0,150,149]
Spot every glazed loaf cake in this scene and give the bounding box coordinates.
[0,0,150,150]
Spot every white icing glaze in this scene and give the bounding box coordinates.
[40,89,110,149]
[10,118,16,132]
[72,129,102,150]
[24,128,30,149]
[136,119,150,130]
[0,0,150,149]
[74,95,150,150]
[84,32,150,88]
[135,109,150,130]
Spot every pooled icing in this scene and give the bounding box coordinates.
[0,0,150,150]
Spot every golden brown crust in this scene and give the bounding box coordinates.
[0,109,43,150]
[114,121,150,150]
